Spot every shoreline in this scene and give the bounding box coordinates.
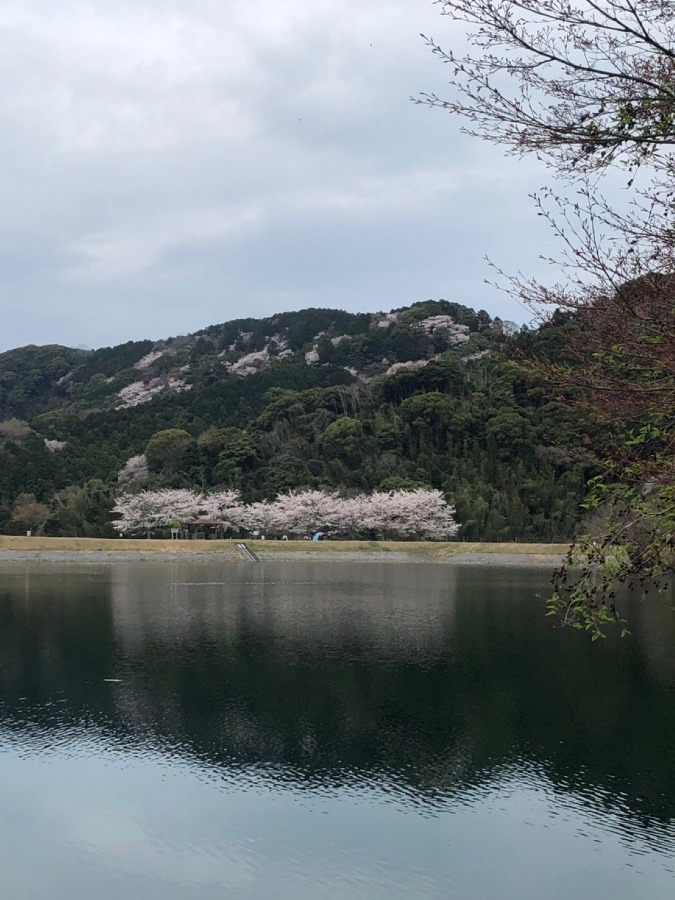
[0,536,568,566]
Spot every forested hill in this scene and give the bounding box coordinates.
[0,299,600,540]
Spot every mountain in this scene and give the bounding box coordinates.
[0,300,599,540]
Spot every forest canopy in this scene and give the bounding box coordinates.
[0,300,600,545]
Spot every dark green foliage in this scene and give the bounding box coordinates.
[145,429,194,474]
[0,345,86,420]
[318,418,367,468]
[8,492,51,535]
[198,426,259,488]
[71,340,155,382]
[47,480,116,537]
[0,302,601,538]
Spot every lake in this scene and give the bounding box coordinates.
[1,559,674,898]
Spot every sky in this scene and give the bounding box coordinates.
[0,0,556,352]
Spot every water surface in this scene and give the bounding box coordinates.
[1,560,674,898]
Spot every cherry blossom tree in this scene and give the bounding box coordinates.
[117,454,149,487]
[112,489,204,535]
[351,490,459,540]
[268,490,345,537]
[111,488,459,540]
[233,500,278,536]
[200,490,245,530]
[265,489,458,539]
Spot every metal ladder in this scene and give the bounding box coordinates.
[236,542,260,562]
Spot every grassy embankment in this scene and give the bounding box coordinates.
[0,535,568,558]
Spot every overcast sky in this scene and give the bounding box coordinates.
[0,0,556,352]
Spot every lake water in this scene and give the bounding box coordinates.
[1,559,674,899]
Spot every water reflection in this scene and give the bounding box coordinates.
[109,561,456,655]
[1,560,675,898]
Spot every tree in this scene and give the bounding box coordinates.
[399,392,457,455]
[530,274,675,634]
[49,480,116,537]
[112,489,206,536]
[318,418,366,467]
[145,429,193,475]
[110,488,459,541]
[117,454,150,488]
[211,428,258,487]
[10,493,50,534]
[353,489,459,540]
[200,490,243,531]
[423,0,675,633]
[420,0,675,175]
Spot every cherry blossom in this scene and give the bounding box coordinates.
[111,488,459,540]
[112,489,204,535]
[117,454,150,487]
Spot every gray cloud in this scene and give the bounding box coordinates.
[0,0,552,351]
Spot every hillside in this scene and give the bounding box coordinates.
[0,300,601,540]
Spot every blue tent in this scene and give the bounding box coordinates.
[312,531,326,541]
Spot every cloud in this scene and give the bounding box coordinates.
[0,0,548,350]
